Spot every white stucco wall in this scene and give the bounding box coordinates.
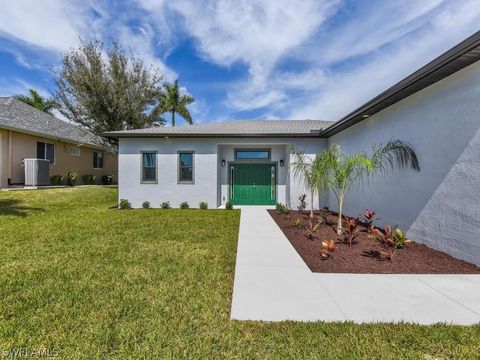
[328,61,480,265]
[118,137,327,209]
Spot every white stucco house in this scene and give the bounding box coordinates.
[105,31,480,266]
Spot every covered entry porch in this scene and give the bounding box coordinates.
[217,144,289,206]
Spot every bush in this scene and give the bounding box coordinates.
[119,199,131,209]
[161,201,171,209]
[179,201,190,209]
[199,202,208,210]
[225,201,233,210]
[142,201,151,209]
[50,175,64,186]
[275,202,290,215]
[369,225,411,261]
[67,171,78,186]
[82,174,96,185]
[102,175,114,185]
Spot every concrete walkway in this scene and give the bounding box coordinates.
[230,206,480,325]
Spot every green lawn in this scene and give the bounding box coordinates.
[0,187,479,359]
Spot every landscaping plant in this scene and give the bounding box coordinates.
[297,194,307,212]
[161,201,171,209]
[290,148,330,218]
[293,218,302,229]
[275,202,290,215]
[369,225,411,261]
[119,199,132,209]
[67,171,78,186]
[304,217,321,241]
[142,201,151,209]
[322,139,419,234]
[225,201,233,210]
[50,175,64,186]
[320,240,336,259]
[82,174,96,185]
[360,209,378,232]
[102,175,114,185]
[180,201,190,209]
[342,217,363,246]
[199,202,208,210]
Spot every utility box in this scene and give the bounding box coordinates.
[24,159,50,187]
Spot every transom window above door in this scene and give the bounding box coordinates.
[235,149,270,160]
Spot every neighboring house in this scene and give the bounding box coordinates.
[0,97,117,188]
[105,31,480,266]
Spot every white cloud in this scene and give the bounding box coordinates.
[289,0,480,120]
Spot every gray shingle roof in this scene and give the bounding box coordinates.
[103,119,333,138]
[0,97,104,148]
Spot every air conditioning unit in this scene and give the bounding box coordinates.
[24,159,50,187]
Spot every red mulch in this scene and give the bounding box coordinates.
[268,209,480,274]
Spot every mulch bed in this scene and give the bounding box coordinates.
[268,209,480,274]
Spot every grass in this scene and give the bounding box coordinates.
[0,187,479,359]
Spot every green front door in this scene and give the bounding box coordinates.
[230,163,276,205]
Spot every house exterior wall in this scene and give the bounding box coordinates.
[328,60,480,266]
[0,129,117,187]
[118,137,327,208]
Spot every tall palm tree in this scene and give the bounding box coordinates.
[14,89,56,114]
[323,139,420,234]
[290,148,331,218]
[161,80,195,127]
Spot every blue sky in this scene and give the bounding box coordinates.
[0,0,479,125]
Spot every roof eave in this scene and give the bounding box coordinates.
[102,131,326,139]
[319,30,480,137]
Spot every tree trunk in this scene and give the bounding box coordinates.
[172,111,175,127]
[310,188,314,218]
[337,196,343,234]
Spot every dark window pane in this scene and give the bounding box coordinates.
[143,167,156,181]
[46,143,55,164]
[98,153,103,168]
[93,152,98,168]
[180,167,193,182]
[179,153,193,167]
[235,150,269,159]
[143,153,156,167]
[37,142,45,159]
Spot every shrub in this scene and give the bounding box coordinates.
[82,174,96,185]
[342,217,364,246]
[321,240,336,259]
[369,225,411,261]
[67,171,78,186]
[275,202,290,215]
[360,209,378,232]
[199,202,208,210]
[179,201,189,209]
[225,201,233,210]
[50,175,64,186]
[293,218,302,229]
[160,201,171,209]
[119,198,132,209]
[102,175,114,185]
[304,217,321,241]
[142,201,151,209]
[297,194,307,212]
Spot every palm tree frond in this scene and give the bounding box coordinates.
[371,138,420,173]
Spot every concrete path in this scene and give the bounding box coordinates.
[230,206,480,325]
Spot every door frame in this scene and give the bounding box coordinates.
[228,161,278,205]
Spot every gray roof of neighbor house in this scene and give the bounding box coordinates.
[103,119,333,138]
[0,97,104,148]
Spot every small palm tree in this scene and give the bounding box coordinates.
[290,148,330,218]
[324,139,420,234]
[14,89,56,114]
[161,80,195,127]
